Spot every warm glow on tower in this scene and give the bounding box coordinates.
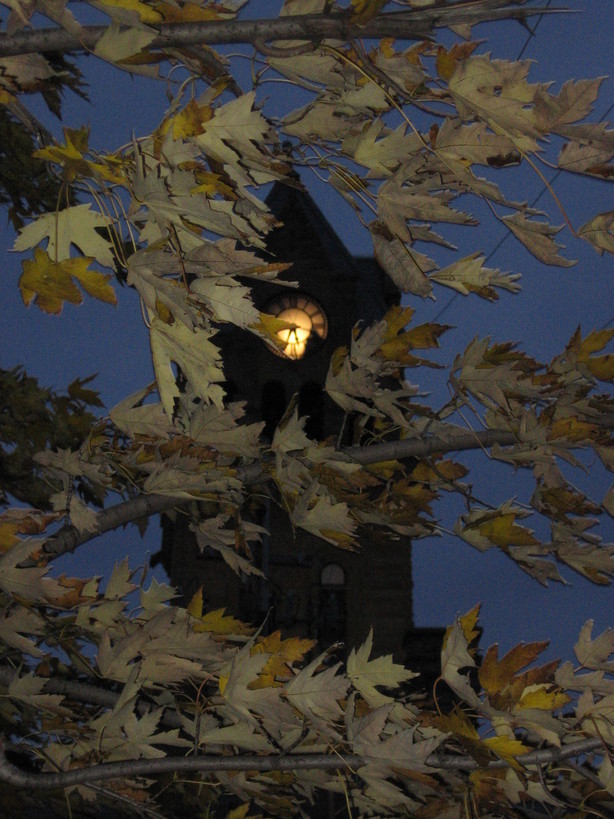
[266,294,328,359]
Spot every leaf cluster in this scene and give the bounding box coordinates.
[1,0,614,816]
[0,368,102,509]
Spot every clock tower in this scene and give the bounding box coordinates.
[158,182,443,670]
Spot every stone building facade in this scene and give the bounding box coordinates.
[158,182,443,673]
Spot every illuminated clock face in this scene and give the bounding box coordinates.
[264,293,328,360]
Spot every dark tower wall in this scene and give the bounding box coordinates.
[158,183,418,660]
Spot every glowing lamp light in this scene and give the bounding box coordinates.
[265,294,328,360]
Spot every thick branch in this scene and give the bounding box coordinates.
[34,420,613,563]
[345,426,519,465]
[0,5,562,59]
[0,733,603,790]
[38,491,181,562]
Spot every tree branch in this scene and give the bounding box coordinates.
[0,5,563,59]
[30,419,612,563]
[0,733,603,790]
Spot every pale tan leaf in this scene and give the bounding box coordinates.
[285,650,349,726]
[371,229,434,298]
[13,205,115,267]
[348,629,418,708]
[93,22,157,61]
[502,213,575,266]
[574,620,614,671]
[578,211,614,255]
[149,316,225,419]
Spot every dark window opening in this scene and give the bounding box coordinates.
[261,380,287,440]
[298,381,324,440]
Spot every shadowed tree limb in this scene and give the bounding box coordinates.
[0,5,564,59]
[0,731,603,789]
[30,419,613,564]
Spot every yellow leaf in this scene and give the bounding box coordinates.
[350,0,385,24]
[436,46,457,82]
[482,735,530,771]
[191,169,236,198]
[330,345,348,377]
[0,88,16,105]
[0,522,19,553]
[35,127,125,184]
[250,631,315,688]
[19,249,116,314]
[250,312,294,351]
[319,529,358,550]
[186,586,204,618]
[157,1,223,23]
[71,263,118,305]
[411,459,468,485]
[477,513,539,548]
[458,604,482,648]
[436,42,479,82]
[95,0,162,25]
[549,416,599,443]
[192,607,253,636]
[577,327,614,381]
[224,805,251,819]
[479,642,550,697]
[169,99,214,140]
[517,685,570,710]
[382,304,415,342]
[154,298,174,324]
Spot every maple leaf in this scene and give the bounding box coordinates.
[285,649,349,728]
[448,55,542,151]
[430,252,521,300]
[8,673,66,713]
[350,701,442,775]
[502,212,575,267]
[481,736,531,772]
[350,0,385,24]
[0,537,52,603]
[292,490,358,549]
[189,402,263,457]
[195,91,281,187]
[149,316,225,419]
[110,383,173,438]
[574,620,614,672]
[13,204,116,267]
[535,77,604,133]
[441,617,481,707]
[190,276,260,328]
[126,249,202,330]
[19,248,116,313]
[478,641,552,702]
[219,640,291,732]
[348,629,417,708]
[251,631,315,688]
[188,589,254,636]
[342,120,421,177]
[575,327,614,382]
[35,126,126,184]
[455,502,541,562]
[370,229,434,298]
[435,118,521,167]
[271,405,312,454]
[93,22,157,62]
[578,211,614,255]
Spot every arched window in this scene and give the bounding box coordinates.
[320,563,345,587]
